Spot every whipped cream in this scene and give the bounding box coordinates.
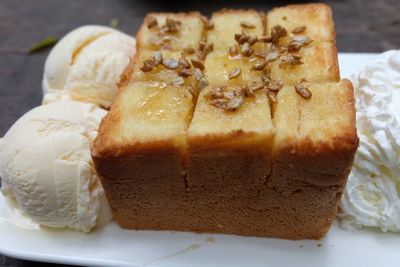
[340,50,400,232]
[0,101,112,232]
[42,25,136,108]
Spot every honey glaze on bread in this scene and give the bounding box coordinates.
[92,4,358,240]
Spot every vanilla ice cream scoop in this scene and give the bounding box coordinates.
[0,101,112,232]
[340,50,400,232]
[42,25,136,108]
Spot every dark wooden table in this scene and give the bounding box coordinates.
[0,0,399,266]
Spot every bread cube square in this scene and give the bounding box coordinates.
[266,3,335,43]
[137,12,205,52]
[269,42,339,85]
[205,50,263,87]
[208,10,265,51]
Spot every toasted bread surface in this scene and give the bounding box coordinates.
[266,3,335,43]
[208,9,265,51]
[137,12,205,51]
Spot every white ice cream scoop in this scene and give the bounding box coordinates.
[0,101,112,232]
[42,25,136,109]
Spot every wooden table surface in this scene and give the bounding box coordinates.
[0,0,399,266]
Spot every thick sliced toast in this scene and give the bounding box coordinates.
[92,4,358,240]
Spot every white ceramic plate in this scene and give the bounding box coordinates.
[2,53,399,267]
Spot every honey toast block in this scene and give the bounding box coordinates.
[137,12,205,52]
[269,79,358,238]
[186,10,272,198]
[92,6,357,240]
[266,4,339,84]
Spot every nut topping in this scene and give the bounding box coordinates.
[238,34,250,44]
[140,59,157,72]
[207,86,244,111]
[172,76,184,86]
[279,54,303,68]
[271,25,287,44]
[178,57,191,69]
[295,82,312,99]
[191,58,205,70]
[183,46,195,55]
[147,16,158,28]
[162,58,179,69]
[247,81,265,92]
[265,48,280,62]
[164,18,181,33]
[266,80,283,92]
[241,42,250,55]
[196,41,214,60]
[178,68,192,77]
[228,67,241,79]
[252,61,268,71]
[287,35,313,52]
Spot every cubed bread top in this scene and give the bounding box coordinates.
[208,10,265,51]
[274,79,357,152]
[266,3,335,43]
[188,87,273,141]
[92,81,194,156]
[137,12,205,52]
[268,42,339,85]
